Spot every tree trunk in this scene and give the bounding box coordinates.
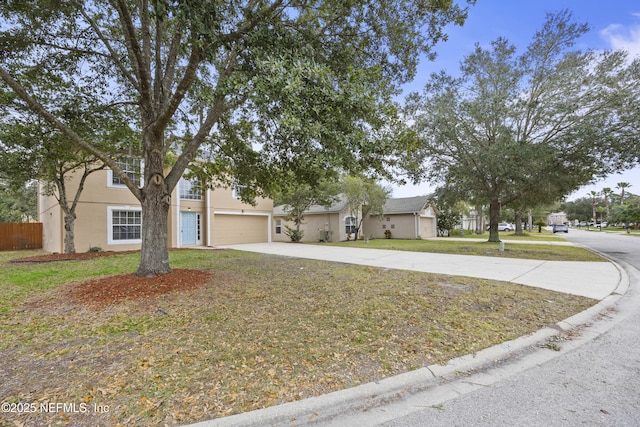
[137,186,172,276]
[488,198,501,242]
[63,211,76,254]
[514,210,523,234]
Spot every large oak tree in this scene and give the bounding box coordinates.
[0,0,473,275]
[407,10,640,242]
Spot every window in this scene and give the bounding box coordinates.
[345,216,357,234]
[275,219,282,234]
[391,224,395,229]
[108,207,142,244]
[108,158,142,188]
[386,217,390,221]
[179,177,202,200]
[382,224,386,229]
[232,182,247,200]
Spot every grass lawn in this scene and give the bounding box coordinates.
[444,230,564,241]
[322,238,605,262]
[0,249,596,426]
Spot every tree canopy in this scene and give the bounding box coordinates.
[0,0,474,275]
[406,10,640,242]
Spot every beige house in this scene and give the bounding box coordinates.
[274,195,437,242]
[38,159,273,253]
[547,211,569,225]
[273,195,357,243]
[363,195,436,239]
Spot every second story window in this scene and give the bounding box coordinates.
[232,182,247,200]
[179,176,202,200]
[109,158,142,188]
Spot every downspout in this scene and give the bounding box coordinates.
[206,187,211,247]
[414,212,419,239]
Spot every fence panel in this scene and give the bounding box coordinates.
[0,223,43,251]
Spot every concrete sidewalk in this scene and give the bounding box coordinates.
[217,242,620,300]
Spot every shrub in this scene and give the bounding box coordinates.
[284,226,304,242]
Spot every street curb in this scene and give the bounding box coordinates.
[184,259,630,427]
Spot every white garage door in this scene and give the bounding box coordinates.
[212,214,269,245]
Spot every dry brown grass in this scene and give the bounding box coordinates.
[0,249,595,426]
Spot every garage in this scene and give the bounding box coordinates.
[212,213,269,245]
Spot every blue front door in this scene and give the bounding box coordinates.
[181,212,197,245]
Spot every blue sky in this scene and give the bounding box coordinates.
[391,0,640,201]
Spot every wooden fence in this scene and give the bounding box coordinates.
[0,223,43,251]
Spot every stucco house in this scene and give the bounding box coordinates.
[38,159,273,253]
[363,195,436,239]
[273,195,357,243]
[274,194,437,242]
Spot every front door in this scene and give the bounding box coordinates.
[181,212,197,245]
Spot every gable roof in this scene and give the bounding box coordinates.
[382,195,431,214]
[274,194,348,216]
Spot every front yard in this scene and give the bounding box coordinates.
[1,249,596,426]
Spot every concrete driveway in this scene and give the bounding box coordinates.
[218,242,622,300]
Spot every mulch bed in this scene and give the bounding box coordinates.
[14,249,216,308]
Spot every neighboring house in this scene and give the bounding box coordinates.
[274,195,437,242]
[547,212,569,225]
[363,195,437,239]
[38,159,273,253]
[273,195,359,243]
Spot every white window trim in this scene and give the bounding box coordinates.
[179,177,203,200]
[107,206,143,245]
[231,183,247,200]
[107,159,145,189]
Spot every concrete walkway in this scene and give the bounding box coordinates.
[217,242,620,300]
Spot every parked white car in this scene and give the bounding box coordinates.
[486,223,514,231]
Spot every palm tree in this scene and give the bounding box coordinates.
[590,190,599,225]
[617,182,631,205]
[602,187,612,216]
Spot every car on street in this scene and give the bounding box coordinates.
[553,224,569,233]
[486,223,515,231]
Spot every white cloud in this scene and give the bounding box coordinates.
[600,16,640,58]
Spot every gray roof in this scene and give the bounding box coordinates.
[274,194,348,216]
[382,195,431,214]
[275,194,431,216]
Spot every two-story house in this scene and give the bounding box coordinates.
[38,159,273,253]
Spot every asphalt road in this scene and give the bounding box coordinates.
[379,229,640,427]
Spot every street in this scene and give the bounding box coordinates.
[379,229,640,427]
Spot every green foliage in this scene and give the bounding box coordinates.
[342,175,391,240]
[609,196,640,226]
[274,178,341,228]
[283,225,304,243]
[0,181,36,222]
[0,0,474,274]
[561,197,602,222]
[407,10,640,240]
[88,246,103,253]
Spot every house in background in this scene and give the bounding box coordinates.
[273,195,357,243]
[363,195,436,240]
[548,211,569,225]
[274,194,437,242]
[38,159,273,253]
